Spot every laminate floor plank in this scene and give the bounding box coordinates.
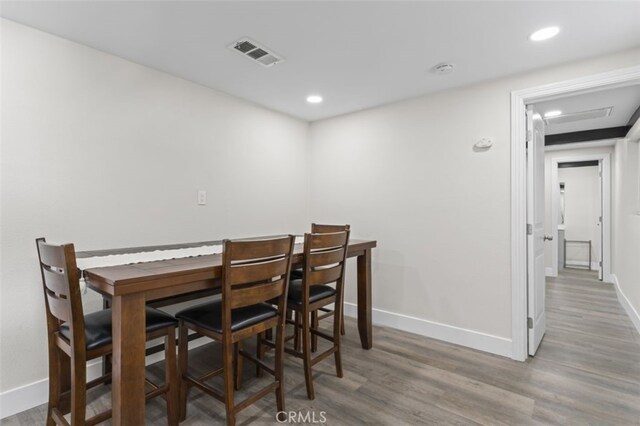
[3,269,639,425]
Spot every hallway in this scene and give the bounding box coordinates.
[531,268,640,423]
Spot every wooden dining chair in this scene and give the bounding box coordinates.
[176,235,295,426]
[36,238,179,426]
[261,229,350,400]
[291,224,350,340]
[291,224,350,279]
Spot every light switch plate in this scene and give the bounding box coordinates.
[197,190,206,206]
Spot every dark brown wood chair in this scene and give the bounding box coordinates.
[291,224,350,280]
[261,230,350,400]
[35,238,179,426]
[176,235,295,426]
[291,224,350,340]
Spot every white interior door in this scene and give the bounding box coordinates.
[598,161,603,280]
[527,105,546,356]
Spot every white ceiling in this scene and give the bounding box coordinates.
[2,1,640,122]
[534,84,640,135]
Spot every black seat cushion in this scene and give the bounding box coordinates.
[290,269,303,280]
[59,307,177,351]
[175,300,277,334]
[287,279,336,305]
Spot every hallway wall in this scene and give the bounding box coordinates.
[612,138,640,333]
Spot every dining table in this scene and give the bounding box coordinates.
[80,237,377,425]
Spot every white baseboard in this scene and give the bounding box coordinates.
[0,377,53,420]
[612,274,640,335]
[545,267,554,277]
[0,336,210,420]
[0,360,104,420]
[343,302,512,359]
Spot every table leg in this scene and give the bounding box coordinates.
[111,293,146,425]
[357,248,372,349]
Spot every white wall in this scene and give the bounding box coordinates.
[558,166,600,266]
[309,48,640,354]
[612,138,640,331]
[0,19,309,399]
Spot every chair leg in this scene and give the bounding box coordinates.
[165,329,179,426]
[223,340,236,426]
[311,311,319,353]
[294,311,301,352]
[178,322,189,422]
[301,310,315,400]
[234,341,243,391]
[340,310,346,336]
[69,354,87,425]
[102,298,113,385]
[57,347,72,416]
[256,332,264,377]
[274,323,286,414]
[334,306,343,378]
[102,354,113,386]
[46,345,63,426]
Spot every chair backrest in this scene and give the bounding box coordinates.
[36,238,85,349]
[301,230,350,297]
[221,236,295,328]
[311,223,351,234]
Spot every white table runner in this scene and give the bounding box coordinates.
[76,236,304,271]
[77,236,304,294]
[76,244,224,271]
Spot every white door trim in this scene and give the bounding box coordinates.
[549,152,612,281]
[510,64,640,362]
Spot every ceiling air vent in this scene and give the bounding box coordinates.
[229,37,284,68]
[544,107,613,126]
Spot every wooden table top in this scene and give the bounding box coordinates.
[83,239,376,297]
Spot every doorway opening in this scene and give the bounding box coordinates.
[557,162,601,275]
[509,65,640,361]
[548,153,612,282]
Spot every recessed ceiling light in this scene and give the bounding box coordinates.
[544,110,562,118]
[529,26,560,42]
[306,95,323,104]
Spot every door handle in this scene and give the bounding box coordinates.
[544,234,553,241]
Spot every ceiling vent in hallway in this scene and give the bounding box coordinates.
[543,107,613,126]
[228,37,284,68]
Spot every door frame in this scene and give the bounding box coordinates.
[549,152,612,281]
[510,65,640,361]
